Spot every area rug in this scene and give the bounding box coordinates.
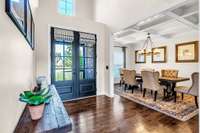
[115,85,198,121]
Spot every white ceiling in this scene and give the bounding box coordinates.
[112,0,199,44]
[95,0,197,32]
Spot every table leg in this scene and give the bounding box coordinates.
[171,82,176,92]
[164,82,176,101]
[165,82,171,97]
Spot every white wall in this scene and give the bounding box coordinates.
[52,0,94,20]
[29,0,39,14]
[131,31,199,86]
[35,0,110,96]
[75,0,94,20]
[0,1,36,133]
[106,31,114,97]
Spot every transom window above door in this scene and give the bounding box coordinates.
[58,0,74,16]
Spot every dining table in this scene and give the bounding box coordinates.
[135,73,190,100]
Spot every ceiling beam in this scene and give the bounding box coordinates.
[182,10,198,18]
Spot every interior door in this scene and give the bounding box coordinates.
[51,27,96,101]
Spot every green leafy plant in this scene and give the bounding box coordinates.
[19,88,52,106]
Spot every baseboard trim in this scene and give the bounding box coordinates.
[105,93,114,98]
[62,95,97,102]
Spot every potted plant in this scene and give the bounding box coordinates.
[19,88,52,120]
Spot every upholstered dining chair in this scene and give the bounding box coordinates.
[123,70,138,93]
[160,69,179,91]
[122,69,128,91]
[174,72,199,108]
[141,71,167,101]
[161,69,179,78]
[120,68,125,86]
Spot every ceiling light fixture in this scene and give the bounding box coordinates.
[138,33,160,55]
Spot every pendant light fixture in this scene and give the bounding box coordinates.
[138,33,160,55]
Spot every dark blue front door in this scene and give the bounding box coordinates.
[51,27,96,101]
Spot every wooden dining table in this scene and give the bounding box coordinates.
[135,73,190,100]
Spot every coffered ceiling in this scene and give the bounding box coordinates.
[113,0,199,44]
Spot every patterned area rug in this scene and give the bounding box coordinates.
[115,85,198,121]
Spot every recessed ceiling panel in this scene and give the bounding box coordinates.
[148,20,192,37]
[171,2,198,17]
[139,15,172,30]
[184,13,199,25]
[114,30,136,38]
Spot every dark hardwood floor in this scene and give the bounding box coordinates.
[64,95,198,133]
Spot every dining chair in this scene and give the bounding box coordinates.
[161,69,179,78]
[123,69,139,93]
[160,69,179,92]
[120,68,125,86]
[141,71,167,101]
[174,72,199,108]
[138,68,154,92]
[122,69,128,91]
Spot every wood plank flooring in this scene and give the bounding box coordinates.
[64,95,198,133]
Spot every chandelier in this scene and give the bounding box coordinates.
[138,33,160,55]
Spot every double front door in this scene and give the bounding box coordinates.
[51,27,96,101]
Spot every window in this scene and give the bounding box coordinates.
[113,47,126,83]
[58,0,74,16]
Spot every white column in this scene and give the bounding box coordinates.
[108,33,114,98]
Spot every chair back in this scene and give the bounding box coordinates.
[123,70,137,85]
[154,71,160,81]
[120,68,125,78]
[161,69,178,78]
[126,70,137,86]
[141,68,154,72]
[141,71,161,91]
[123,69,128,84]
[188,72,199,96]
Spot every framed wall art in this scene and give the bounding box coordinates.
[26,1,32,44]
[31,18,35,49]
[6,0,26,35]
[6,0,35,50]
[176,41,198,63]
[135,50,146,63]
[152,46,167,63]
